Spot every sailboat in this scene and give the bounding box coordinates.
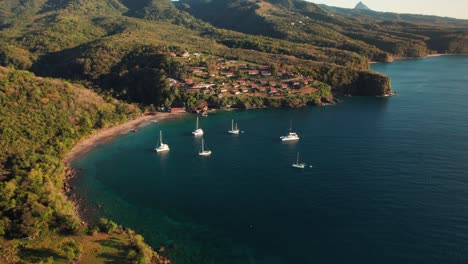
[292,152,305,169]
[155,130,170,152]
[198,138,212,156]
[228,119,240,134]
[192,116,204,136]
[280,120,300,141]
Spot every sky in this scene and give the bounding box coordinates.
[308,0,468,19]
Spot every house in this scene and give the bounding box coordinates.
[281,83,289,89]
[270,88,278,94]
[167,78,179,87]
[193,67,204,73]
[231,89,241,95]
[248,70,259,75]
[269,81,277,87]
[233,82,240,88]
[239,80,246,86]
[170,107,185,113]
[259,87,267,92]
[168,52,177,57]
[181,51,190,58]
[261,71,272,76]
[276,72,284,77]
[184,88,201,93]
[292,81,301,86]
[223,72,235,78]
[260,80,268,85]
[193,83,215,89]
[220,87,228,93]
[250,83,258,89]
[242,88,249,93]
[184,79,195,86]
[238,64,248,69]
[259,65,270,70]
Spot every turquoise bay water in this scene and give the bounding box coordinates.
[72,56,468,263]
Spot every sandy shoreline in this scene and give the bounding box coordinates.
[65,112,187,164]
[373,53,468,64]
[64,111,188,224]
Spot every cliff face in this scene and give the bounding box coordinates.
[354,71,391,96]
[328,71,391,96]
[335,72,391,96]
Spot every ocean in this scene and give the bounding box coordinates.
[72,55,468,263]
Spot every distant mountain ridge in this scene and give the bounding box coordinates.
[319,3,468,27]
[354,1,370,10]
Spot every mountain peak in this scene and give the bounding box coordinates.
[354,1,370,10]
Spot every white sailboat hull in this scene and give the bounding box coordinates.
[155,131,170,152]
[199,150,212,156]
[192,129,204,136]
[155,144,170,152]
[281,136,300,141]
[228,130,240,134]
[292,163,305,169]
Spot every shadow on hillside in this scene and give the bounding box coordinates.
[18,247,64,263]
[96,237,131,264]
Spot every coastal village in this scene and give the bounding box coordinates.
[166,51,321,103]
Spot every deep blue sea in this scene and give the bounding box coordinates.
[72,56,468,263]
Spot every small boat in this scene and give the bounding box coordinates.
[228,119,240,134]
[378,90,397,97]
[192,116,204,136]
[198,138,212,156]
[280,120,300,141]
[155,130,170,152]
[201,111,208,117]
[292,152,305,169]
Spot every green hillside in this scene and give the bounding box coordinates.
[0,0,467,262]
[0,0,391,99]
[0,67,171,263]
[177,0,468,58]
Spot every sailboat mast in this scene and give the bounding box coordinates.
[232,119,234,130]
[160,130,163,145]
[296,152,299,164]
[290,120,292,131]
[196,117,199,130]
[201,138,205,152]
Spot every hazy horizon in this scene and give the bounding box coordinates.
[309,0,468,20]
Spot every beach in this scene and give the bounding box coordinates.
[63,111,187,224]
[65,112,187,164]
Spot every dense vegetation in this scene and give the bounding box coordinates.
[0,0,466,262]
[0,67,165,263]
[178,0,468,59]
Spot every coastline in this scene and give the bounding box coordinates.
[370,53,468,64]
[63,111,187,225]
[65,112,187,165]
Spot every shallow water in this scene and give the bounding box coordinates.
[73,56,468,263]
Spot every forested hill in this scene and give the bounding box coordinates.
[177,0,468,58]
[0,67,168,263]
[0,0,393,99]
